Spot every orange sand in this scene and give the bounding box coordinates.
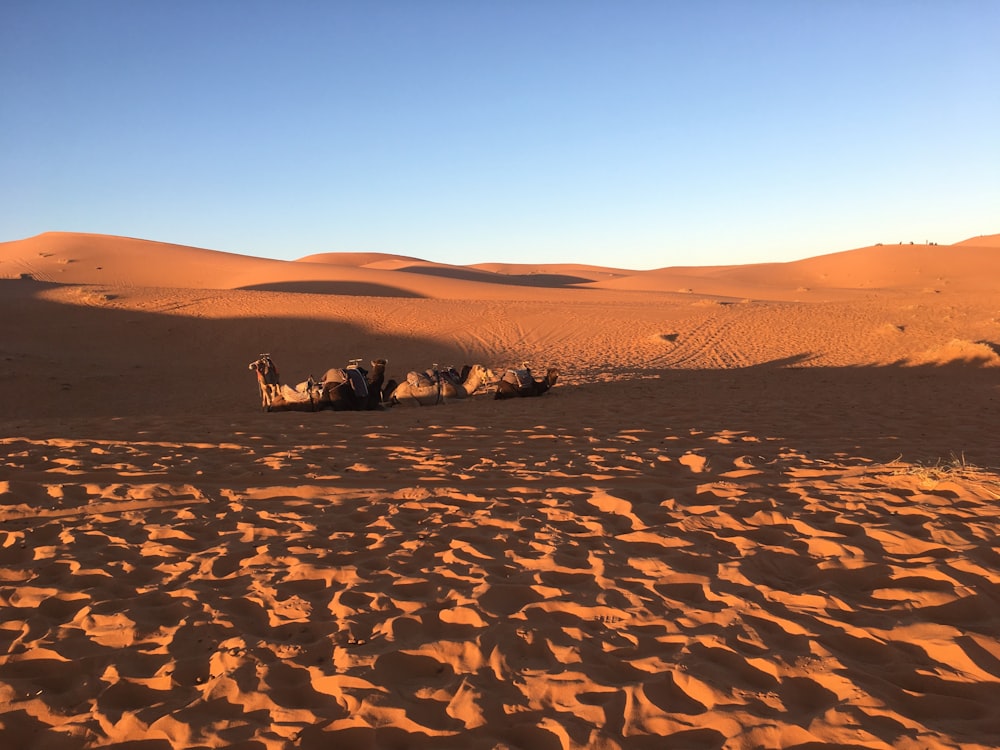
[1,231,999,748]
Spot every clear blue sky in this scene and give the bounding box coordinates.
[2,1,997,268]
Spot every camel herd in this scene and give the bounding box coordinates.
[248,355,560,412]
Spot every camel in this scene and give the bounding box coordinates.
[386,364,495,406]
[249,354,326,412]
[249,355,388,412]
[320,359,387,411]
[494,364,560,399]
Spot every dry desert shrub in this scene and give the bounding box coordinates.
[891,452,1000,497]
[74,287,116,304]
[910,339,1000,366]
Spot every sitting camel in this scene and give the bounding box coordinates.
[494,364,560,399]
[248,354,325,412]
[386,364,495,406]
[320,358,387,411]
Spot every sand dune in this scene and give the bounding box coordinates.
[0,233,593,300]
[592,238,1000,300]
[954,234,1000,248]
[1,231,999,748]
[8,231,999,302]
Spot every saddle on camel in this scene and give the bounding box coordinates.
[249,355,387,412]
[494,362,560,399]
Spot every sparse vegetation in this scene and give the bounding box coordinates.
[891,452,1000,496]
[74,287,116,304]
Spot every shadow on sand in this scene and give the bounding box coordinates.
[394,264,596,288]
[238,280,426,298]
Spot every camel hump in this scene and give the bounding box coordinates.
[407,371,435,388]
[322,367,348,385]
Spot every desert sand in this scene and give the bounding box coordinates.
[1,231,999,749]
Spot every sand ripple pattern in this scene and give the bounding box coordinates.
[2,421,999,749]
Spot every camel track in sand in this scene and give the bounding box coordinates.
[456,302,570,371]
[652,305,756,370]
[446,303,517,368]
[456,301,764,382]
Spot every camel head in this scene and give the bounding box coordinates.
[249,354,280,385]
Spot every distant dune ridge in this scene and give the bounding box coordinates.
[3,230,1000,298]
[1,230,1000,749]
